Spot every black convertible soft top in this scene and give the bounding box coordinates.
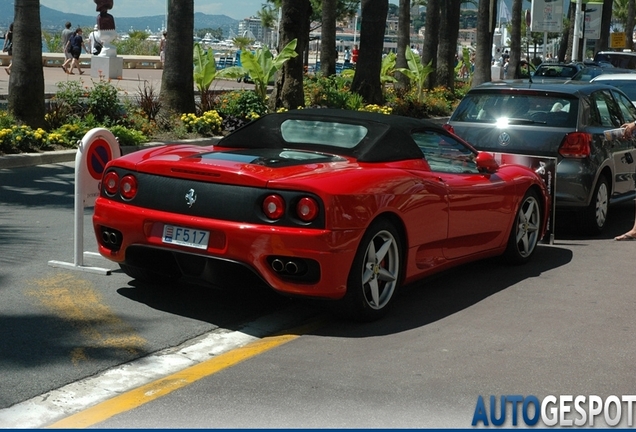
[217,108,439,163]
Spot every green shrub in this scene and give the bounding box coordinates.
[87,80,124,124]
[214,90,268,119]
[109,125,148,147]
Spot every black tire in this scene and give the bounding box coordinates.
[504,189,542,265]
[236,77,243,83]
[336,219,403,322]
[580,175,609,235]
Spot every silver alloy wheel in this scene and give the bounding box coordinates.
[361,229,400,310]
[594,181,609,229]
[515,195,541,258]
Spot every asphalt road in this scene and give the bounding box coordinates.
[1,160,636,427]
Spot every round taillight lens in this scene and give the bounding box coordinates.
[119,175,138,200]
[103,171,119,195]
[262,194,285,220]
[296,197,319,222]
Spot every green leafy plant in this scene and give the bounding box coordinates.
[87,80,124,124]
[394,48,435,103]
[214,90,268,119]
[135,80,161,121]
[193,43,219,113]
[109,125,147,147]
[219,39,299,102]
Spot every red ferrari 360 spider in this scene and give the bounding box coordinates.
[93,109,550,321]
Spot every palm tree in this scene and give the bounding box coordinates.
[8,0,46,129]
[437,0,461,90]
[160,0,195,115]
[505,0,521,79]
[320,0,338,76]
[422,0,439,89]
[269,0,311,110]
[351,0,389,104]
[394,0,411,91]
[626,0,635,50]
[473,0,497,86]
[597,0,614,52]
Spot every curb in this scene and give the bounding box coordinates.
[0,137,221,170]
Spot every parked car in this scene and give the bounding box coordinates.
[593,51,636,70]
[447,82,636,234]
[590,73,636,106]
[532,62,584,81]
[92,109,550,321]
[569,66,636,82]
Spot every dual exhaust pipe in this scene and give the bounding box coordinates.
[271,258,301,275]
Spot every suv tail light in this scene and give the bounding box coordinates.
[443,124,455,134]
[559,132,591,158]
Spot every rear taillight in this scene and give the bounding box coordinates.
[120,175,138,200]
[443,124,455,134]
[296,197,319,222]
[559,132,591,158]
[103,171,119,195]
[263,194,285,220]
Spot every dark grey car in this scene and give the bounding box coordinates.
[447,81,636,234]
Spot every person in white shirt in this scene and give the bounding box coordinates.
[88,25,102,55]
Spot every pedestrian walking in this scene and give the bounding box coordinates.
[88,24,102,55]
[65,28,88,75]
[352,44,359,64]
[3,23,13,75]
[616,120,636,241]
[61,21,74,73]
[159,31,167,67]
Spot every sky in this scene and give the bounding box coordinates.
[39,1,401,21]
[39,1,268,21]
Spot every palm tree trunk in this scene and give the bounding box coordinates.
[351,0,389,105]
[437,0,461,90]
[8,0,46,129]
[506,0,521,79]
[473,0,497,86]
[395,0,411,91]
[269,0,311,110]
[422,0,439,89]
[320,0,337,76]
[160,0,195,115]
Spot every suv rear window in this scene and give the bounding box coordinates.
[451,93,579,128]
[593,52,636,69]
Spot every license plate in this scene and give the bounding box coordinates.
[162,225,209,250]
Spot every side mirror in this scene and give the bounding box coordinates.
[476,152,499,174]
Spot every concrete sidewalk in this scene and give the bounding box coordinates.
[0,63,255,97]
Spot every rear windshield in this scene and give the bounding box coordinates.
[451,93,579,128]
[280,119,368,148]
[594,53,636,69]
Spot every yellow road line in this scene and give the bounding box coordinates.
[47,319,325,429]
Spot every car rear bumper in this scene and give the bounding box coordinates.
[93,198,363,299]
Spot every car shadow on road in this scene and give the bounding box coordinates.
[307,243,574,337]
[116,268,306,331]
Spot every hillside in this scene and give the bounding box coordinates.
[0,1,238,35]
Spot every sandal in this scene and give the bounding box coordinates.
[68,72,74,75]
[615,233,636,241]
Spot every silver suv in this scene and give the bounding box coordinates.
[447,81,636,234]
